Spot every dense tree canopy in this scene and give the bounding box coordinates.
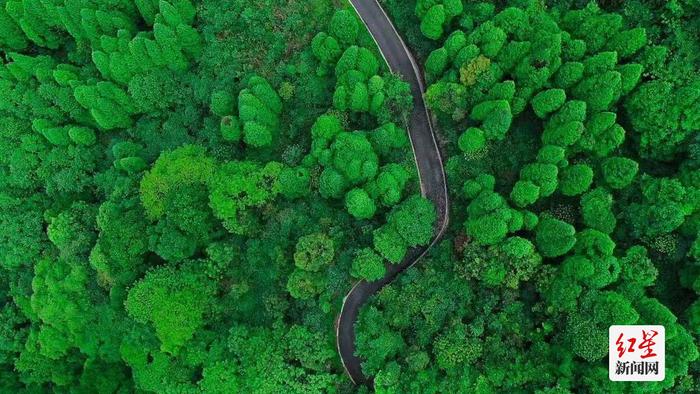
[1,0,699,392]
[356,0,700,392]
[0,1,433,392]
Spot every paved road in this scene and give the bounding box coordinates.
[336,0,450,385]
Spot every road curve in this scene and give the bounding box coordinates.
[336,0,450,385]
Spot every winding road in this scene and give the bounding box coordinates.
[336,0,450,385]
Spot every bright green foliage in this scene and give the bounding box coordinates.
[2,0,699,391]
[286,270,325,300]
[307,112,412,214]
[0,1,431,391]
[510,180,539,208]
[126,265,214,354]
[373,225,407,263]
[319,167,347,199]
[465,178,524,246]
[601,156,638,189]
[140,145,215,219]
[354,1,700,392]
[531,89,566,118]
[210,90,235,116]
[368,123,409,158]
[415,0,463,40]
[619,246,657,288]
[558,164,593,196]
[335,46,379,80]
[462,236,542,288]
[223,324,336,392]
[332,132,379,184]
[220,116,242,142]
[581,188,616,234]
[331,46,401,118]
[311,32,341,64]
[425,47,449,79]
[209,161,282,235]
[458,127,485,154]
[279,166,310,199]
[520,163,558,199]
[576,111,625,157]
[329,9,359,46]
[420,5,446,40]
[74,82,139,130]
[626,175,694,238]
[346,188,377,219]
[624,80,700,160]
[237,76,282,147]
[366,163,411,207]
[294,233,334,272]
[565,291,638,362]
[535,217,576,258]
[469,99,512,140]
[351,248,386,281]
[374,195,436,263]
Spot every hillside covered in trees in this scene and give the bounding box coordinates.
[0,0,698,393]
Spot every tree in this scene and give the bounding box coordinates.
[351,248,386,281]
[581,188,616,234]
[286,270,325,300]
[387,195,437,248]
[279,166,310,199]
[366,163,411,207]
[139,145,217,263]
[558,164,593,196]
[140,145,215,220]
[126,265,214,354]
[420,5,446,40]
[626,176,691,238]
[601,156,639,189]
[535,217,576,258]
[345,188,377,219]
[46,202,97,259]
[458,127,486,154]
[293,233,334,272]
[531,89,566,118]
[520,163,558,199]
[210,90,235,116]
[209,160,282,235]
[311,32,341,64]
[624,80,700,160]
[510,180,540,208]
[329,9,359,46]
[237,75,282,147]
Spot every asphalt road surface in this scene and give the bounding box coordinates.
[336,0,450,385]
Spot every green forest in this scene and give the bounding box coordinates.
[0,0,698,392]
